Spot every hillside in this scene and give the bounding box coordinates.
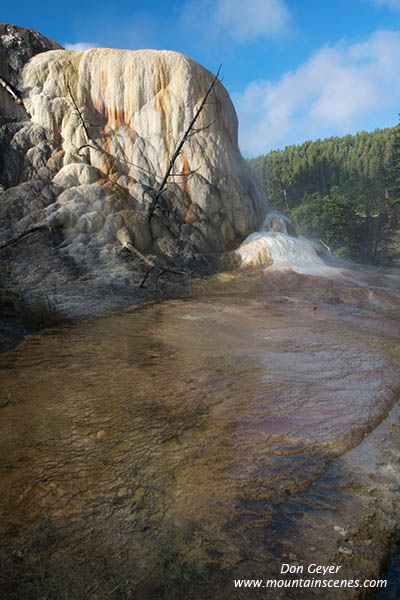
[249,128,400,262]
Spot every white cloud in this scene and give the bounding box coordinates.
[63,42,98,52]
[372,0,400,9]
[214,0,291,42]
[233,30,400,156]
[180,0,291,45]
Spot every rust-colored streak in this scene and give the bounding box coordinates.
[57,123,63,147]
[214,93,233,144]
[101,125,118,178]
[93,97,107,123]
[100,71,108,95]
[179,152,190,196]
[106,107,127,130]
[224,124,233,145]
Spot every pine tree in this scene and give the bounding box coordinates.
[249,126,395,258]
[386,122,400,228]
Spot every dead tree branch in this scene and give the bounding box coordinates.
[124,241,157,270]
[66,81,92,142]
[140,267,155,289]
[0,224,62,250]
[0,75,24,107]
[148,65,222,225]
[76,143,99,156]
[122,241,188,289]
[186,120,215,138]
[319,239,332,254]
[167,167,201,177]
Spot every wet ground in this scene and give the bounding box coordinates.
[0,265,399,599]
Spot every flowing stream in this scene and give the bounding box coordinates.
[1,220,400,599]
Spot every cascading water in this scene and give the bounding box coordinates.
[237,211,344,276]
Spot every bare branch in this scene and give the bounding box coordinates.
[121,241,188,288]
[0,76,24,107]
[66,82,91,141]
[319,239,332,254]
[148,65,222,225]
[186,120,215,136]
[140,267,155,288]
[76,143,100,157]
[124,242,157,269]
[167,166,201,177]
[0,224,62,250]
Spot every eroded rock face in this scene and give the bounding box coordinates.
[0,24,62,122]
[0,27,267,297]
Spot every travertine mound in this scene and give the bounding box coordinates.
[0,27,267,299]
[21,48,265,248]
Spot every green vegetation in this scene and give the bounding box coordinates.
[23,296,63,327]
[0,288,22,313]
[0,263,21,315]
[250,125,400,260]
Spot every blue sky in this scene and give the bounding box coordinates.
[3,0,400,156]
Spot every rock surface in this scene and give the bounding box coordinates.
[0,24,62,122]
[0,27,267,310]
